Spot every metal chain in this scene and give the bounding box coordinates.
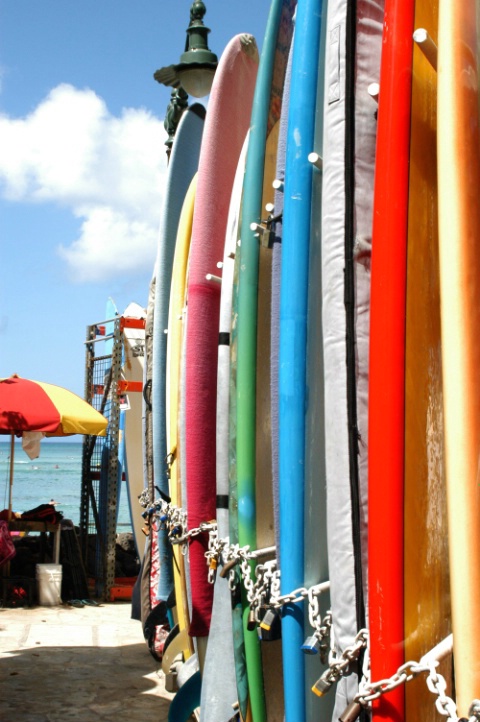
[239,552,255,603]
[146,502,477,722]
[330,629,369,679]
[138,488,151,508]
[424,662,458,720]
[252,560,277,620]
[307,602,332,662]
[312,628,368,696]
[207,535,331,621]
[172,520,217,549]
[205,531,229,584]
[357,660,431,705]
[469,700,480,722]
[142,492,217,554]
[270,579,330,609]
[356,637,465,722]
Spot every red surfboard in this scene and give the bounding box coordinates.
[368,1,414,720]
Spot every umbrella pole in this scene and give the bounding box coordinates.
[8,433,14,522]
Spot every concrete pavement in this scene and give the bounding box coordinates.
[0,601,175,722]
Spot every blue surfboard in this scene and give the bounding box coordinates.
[278,0,323,719]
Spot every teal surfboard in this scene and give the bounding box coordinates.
[168,670,201,722]
[233,2,295,720]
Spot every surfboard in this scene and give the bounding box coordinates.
[121,302,146,560]
[277,0,322,719]
[368,0,415,719]
[404,5,454,720]
[184,34,258,669]
[320,0,384,716]
[165,173,197,665]
[254,5,296,720]
[168,670,202,722]
[151,103,206,610]
[234,2,294,719]
[302,2,335,719]
[199,134,249,722]
[141,103,205,661]
[437,0,480,714]
[228,196,249,720]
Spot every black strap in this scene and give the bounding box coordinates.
[216,494,229,510]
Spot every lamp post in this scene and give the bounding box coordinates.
[155,1,218,156]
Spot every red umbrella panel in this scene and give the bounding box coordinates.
[0,375,108,519]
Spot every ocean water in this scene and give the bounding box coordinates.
[0,438,133,530]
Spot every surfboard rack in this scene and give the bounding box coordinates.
[367,82,380,102]
[250,211,283,249]
[308,152,323,170]
[413,28,438,71]
[119,315,146,332]
[219,543,277,577]
[117,380,143,394]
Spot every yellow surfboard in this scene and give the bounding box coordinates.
[438,0,480,714]
[404,4,453,719]
[165,173,197,659]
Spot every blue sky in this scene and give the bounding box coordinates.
[0,0,270,398]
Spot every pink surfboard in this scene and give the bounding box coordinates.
[184,34,259,649]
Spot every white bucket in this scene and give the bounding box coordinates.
[36,564,62,606]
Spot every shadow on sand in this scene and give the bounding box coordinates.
[0,640,172,722]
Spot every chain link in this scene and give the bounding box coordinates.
[269,580,330,609]
[329,629,368,679]
[356,639,463,722]
[469,700,480,722]
[139,489,217,554]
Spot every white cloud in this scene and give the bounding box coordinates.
[59,205,158,283]
[0,83,168,282]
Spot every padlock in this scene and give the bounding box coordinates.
[165,669,178,693]
[258,605,282,641]
[312,668,336,697]
[209,556,218,571]
[338,700,363,722]
[319,643,329,666]
[247,606,257,632]
[260,227,273,248]
[302,635,321,655]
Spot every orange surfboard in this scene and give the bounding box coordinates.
[404,3,453,720]
[437,0,480,714]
